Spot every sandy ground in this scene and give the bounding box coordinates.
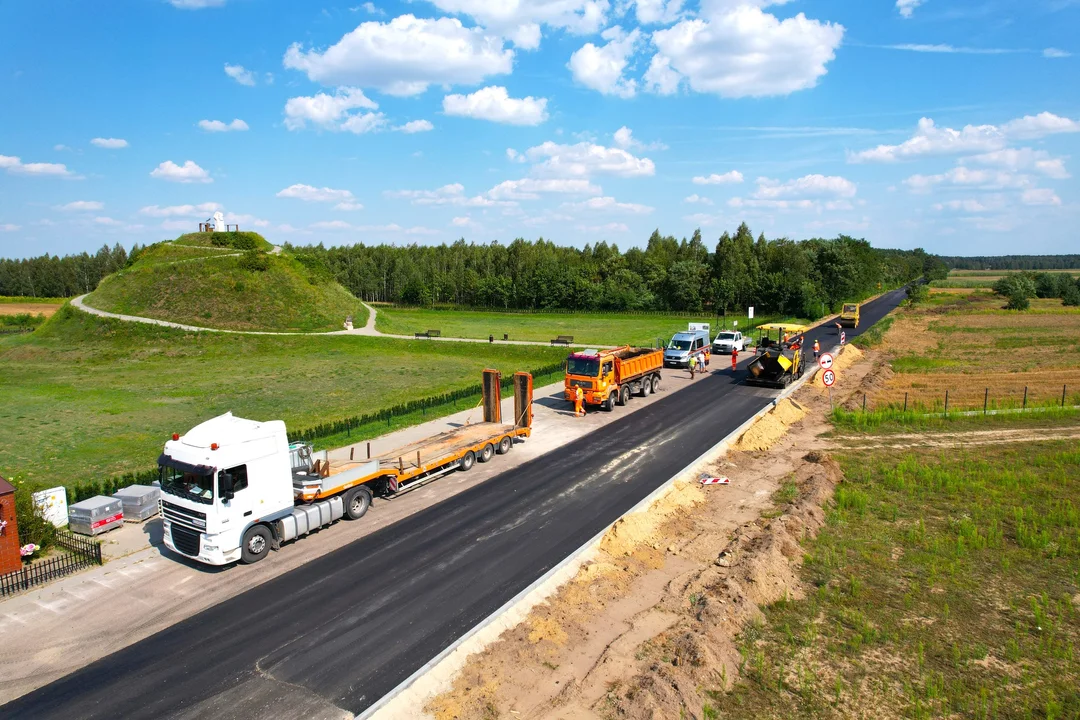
[0,302,61,317]
[830,424,1080,450]
[0,366,725,705]
[423,347,875,720]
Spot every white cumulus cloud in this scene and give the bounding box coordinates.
[58,200,104,211]
[90,137,128,149]
[425,0,608,46]
[1021,188,1062,206]
[753,174,857,199]
[0,223,19,232]
[283,15,514,96]
[562,196,654,213]
[962,148,1069,179]
[224,63,255,86]
[634,0,685,25]
[522,140,656,178]
[684,194,713,205]
[646,3,844,98]
[693,170,743,185]
[397,119,434,133]
[903,167,1031,193]
[1001,112,1080,140]
[1,154,77,178]
[198,118,249,132]
[277,184,357,204]
[487,178,603,200]
[388,183,508,207]
[896,0,925,18]
[140,203,222,217]
[150,160,212,183]
[1044,48,1071,58]
[283,87,381,132]
[568,26,641,98]
[443,86,548,125]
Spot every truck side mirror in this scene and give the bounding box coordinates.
[219,472,235,502]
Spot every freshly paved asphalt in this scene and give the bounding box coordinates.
[2,289,907,720]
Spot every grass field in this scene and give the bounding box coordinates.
[931,270,1079,289]
[0,307,566,490]
[709,438,1080,719]
[867,291,1080,410]
[375,306,768,346]
[86,242,367,332]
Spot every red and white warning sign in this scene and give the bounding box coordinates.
[822,369,837,387]
[700,476,730,485]
[818,352,834,370]
[840,331,847,346]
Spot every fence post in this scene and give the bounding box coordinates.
[1063,384,1068,408]
[1023,386,1028,410]
[904,393,908,412]
[863,393,867,412]
[984,387,988,415]
[944,389,949,416]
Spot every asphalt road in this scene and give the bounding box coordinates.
[2,288,907,720]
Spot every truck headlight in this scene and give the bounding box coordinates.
[193,519,206,529]
[203,544,219,552]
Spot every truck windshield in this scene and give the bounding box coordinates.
[566,357,600,376]
[668,339,692,351]
[844,305,857,313]
[716,333,737,341]
[160,464,214,505]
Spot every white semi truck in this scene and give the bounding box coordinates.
[159,370,533,565]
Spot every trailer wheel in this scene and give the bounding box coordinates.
[343,485,372,520]
[478,443,495,463]
[240,525,272,564]
[497,436,513,455]
[460,450,476,472]
[617,386,630,406]
[650,375,661,394]
[639,378,651,397]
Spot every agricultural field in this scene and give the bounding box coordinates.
[0,306,566,491]
[711,437,1080,719]
[865,290,1080,411]
[375,305,764,347]
[931,269,1079,289]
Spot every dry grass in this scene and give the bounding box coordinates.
[870,292,1080,411]
[0,302,62,317]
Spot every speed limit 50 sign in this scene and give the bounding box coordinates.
[822,369,836,387]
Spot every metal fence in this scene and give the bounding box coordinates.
[0,529,103,598]
[852,384,1076,415]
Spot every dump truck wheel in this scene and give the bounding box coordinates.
[478,443,495,463]
[460,450,476,472]
[603,392,616,411]
[650,375,660,394]
[617,386,630,406]
[343,486,373,520]
[640,379,651,397]
[497,436,513,455]
[240,525,272,564]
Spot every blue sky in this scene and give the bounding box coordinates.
[1,0,1078,258]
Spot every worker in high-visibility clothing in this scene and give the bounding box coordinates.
[731,346,739,373]
[813,339,820,360]
[573,386,584,417]
[689,354,699,379]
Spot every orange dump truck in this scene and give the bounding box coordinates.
[564,346,663,411]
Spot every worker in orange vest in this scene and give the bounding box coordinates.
[813,339,820,360]
[731,346,739,373]
[573,386,584,417]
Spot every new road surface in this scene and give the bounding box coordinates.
[2,289,908,720]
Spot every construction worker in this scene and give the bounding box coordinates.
[731,346,739,373]
[573,386,584,417]
[689,353,698,379]
[813,339,820,360]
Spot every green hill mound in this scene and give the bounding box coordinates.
[84,237,366,332]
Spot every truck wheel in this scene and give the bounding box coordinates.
[478,443,495,463]
[617,386,630,406]
[604,393,616,412]
[640,379,651,397]
[650,375,660,394]
[240,525,271,564]
[497,436,513,455]
[460,450,476,472]
[343,485,372,520]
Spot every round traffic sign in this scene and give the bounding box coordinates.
[819,352,834,370]
[822,369,836,387]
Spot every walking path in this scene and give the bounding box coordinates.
[70,295,579,346]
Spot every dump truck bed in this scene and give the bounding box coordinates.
[613,347,663,383]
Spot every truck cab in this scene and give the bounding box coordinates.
[839,303,860,328]
[159,412,294,565]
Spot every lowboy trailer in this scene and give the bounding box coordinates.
[159,369,534,566]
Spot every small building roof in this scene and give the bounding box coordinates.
[0,476,14,495]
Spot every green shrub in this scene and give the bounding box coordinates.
[906,283,929,306]
[238,250,270,272]
[230,234,260,251]
[1062,279,1080,307]
[992,275,1036,311]
[14,483,57,551]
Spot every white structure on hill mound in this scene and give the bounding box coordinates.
[199,211,238,233]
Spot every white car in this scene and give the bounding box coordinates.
[712,331,746,355]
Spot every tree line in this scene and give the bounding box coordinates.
[0,244,131,298]
[289,225,938,319]
[941,255,1080,270]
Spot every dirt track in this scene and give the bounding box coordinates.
[0,302,60,317]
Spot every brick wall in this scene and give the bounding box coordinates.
[0,478,21,576]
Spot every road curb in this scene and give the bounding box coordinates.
[362,361,822,720]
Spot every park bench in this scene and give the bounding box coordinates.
[550,335,574,346]
[413,329,442,339]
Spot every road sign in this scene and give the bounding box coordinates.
[748,306,754,319]
[819,352,834,370]
[840,331,847,346]
[822,369,836,387]
[700,476,730,485]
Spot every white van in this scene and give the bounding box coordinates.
[664,328,711,368]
